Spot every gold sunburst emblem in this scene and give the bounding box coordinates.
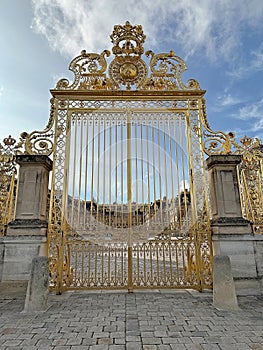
[120,63,138,79]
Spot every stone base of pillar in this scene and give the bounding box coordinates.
[212,232,262,296]
[0,234,47,281]
[0,218,48,281]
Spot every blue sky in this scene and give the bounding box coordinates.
[0,0,263,145]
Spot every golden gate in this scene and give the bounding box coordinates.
[30,22,214,293]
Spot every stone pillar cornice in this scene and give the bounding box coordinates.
[206,154,242,169]
[15,154,53,171]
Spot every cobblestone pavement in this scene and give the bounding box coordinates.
[0,282,262,350]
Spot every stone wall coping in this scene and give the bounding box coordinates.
[211,217,250,226]
[8,219,48,229]
[206,154,242,169]
[0,238,45,245]
[15,154,53,171]
[212,234,263,241]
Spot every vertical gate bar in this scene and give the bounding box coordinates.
[198,98,213,287]
[146,117,151,217]
[121,244,124,285]
[108,245,111,286]
[149,242,153,284]
[180,117,188,226]
[174,118,181,229]
[121,118,124,228]
[181,242,186,285]
[156,242,160,285]
[175,242,179,285]
[87,244,91,286]
[84,115,89,227]
[95,245,98,286]
[102,115,106,226]
[57,108,71,294]
[162,242,167,284]
[135,121,139,225]
[151,122,157,222]
[168,116,175,228]
[101,245,104,285]
[136,244,140,286]
[77,117,83,228]
[140,122,145,225]
[127,109,133,292]
[198,98,212,218]
[180,117,186,220]
[163,121,169,225]
[56,231,65,294]
[115,123,118,227]
[90,114,95,226]
[168,242,173,284]
[81,242,84,287]
[109,116,112,224]
[157,120,163,222]
[96,114,101,225]
[114,247,117,285]
[186,106,197,223]
[74,242,78,286]
[71,120,78,227]
[186,103,202,290]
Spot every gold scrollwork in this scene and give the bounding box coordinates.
[56,50,112,90]
[22,98,55,156]
[143,50,200,91]
[54,22,202,92]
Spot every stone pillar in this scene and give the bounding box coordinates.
[1,155,52,281]
[206,155,260,295]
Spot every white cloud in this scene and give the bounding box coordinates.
[31,0,263,62]
[235,99,263,120]
[233,99,263,134]
[0,85,3,98]
[217,93,242,108]
[228,46,263,78]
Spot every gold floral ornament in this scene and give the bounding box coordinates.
[237,136,263,234]
[0,135,24,235]
[0,135,24,163]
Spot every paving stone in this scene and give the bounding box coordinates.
[82,338,97,345]
[114,337,125,345]
[157,345,172,350]
[89,345,109,350]
[142,337,162,345]
[98,338,114,345]
[126,342,143,350]
[0,284,262,350]
[170,345,187,350]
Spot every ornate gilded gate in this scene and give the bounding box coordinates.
[1,23,263,293]
[29,22,214,293]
